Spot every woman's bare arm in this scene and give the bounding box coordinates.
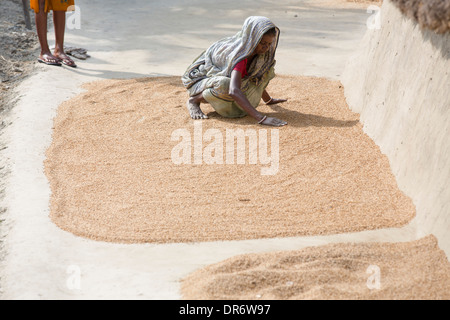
[229,70,265,121]
[262,89,288,105]
[229,70,287,126]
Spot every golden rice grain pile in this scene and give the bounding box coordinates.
[181,235,450,300]
[44,75,415,243]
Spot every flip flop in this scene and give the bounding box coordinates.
[61,58,77,68]
[56,56,77,68]
[38,58,62,66]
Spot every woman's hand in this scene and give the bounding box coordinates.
[259,116,287,127]
[266,98,288,105]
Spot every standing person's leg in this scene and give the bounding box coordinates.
[34,0,61,65]
[53,10,77,67]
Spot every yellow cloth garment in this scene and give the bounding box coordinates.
[30,0,75,13]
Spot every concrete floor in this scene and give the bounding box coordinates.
[0,0,421,300]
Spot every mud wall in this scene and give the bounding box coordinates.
[342,0,450,256]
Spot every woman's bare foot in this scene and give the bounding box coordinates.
[187,97,208,119]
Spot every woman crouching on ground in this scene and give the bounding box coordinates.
[182,16,288,127]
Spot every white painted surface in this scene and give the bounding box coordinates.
[342,0,450,257]
[1,0,430,300]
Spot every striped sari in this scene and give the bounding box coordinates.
[182,16,280,118]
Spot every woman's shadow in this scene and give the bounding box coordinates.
[207,102,360,128]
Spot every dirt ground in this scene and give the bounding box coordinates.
[0,0,38,215]
[0,0,39,293]
[0,0,39,114]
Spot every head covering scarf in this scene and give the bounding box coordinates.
[182,16,280,95]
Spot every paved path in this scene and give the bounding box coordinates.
[1,0,413,300]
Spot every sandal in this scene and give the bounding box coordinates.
[38,54,62,66]
[55,54,77,68]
